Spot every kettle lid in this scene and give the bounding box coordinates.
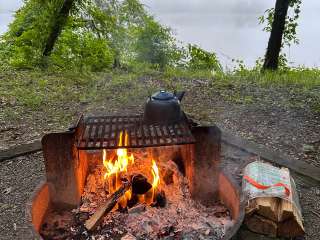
[151,90,175,101]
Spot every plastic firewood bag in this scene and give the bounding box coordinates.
[242,161,302,221]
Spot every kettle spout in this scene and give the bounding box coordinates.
[175,91,185,102]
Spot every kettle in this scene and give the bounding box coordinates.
[143,90,185,124]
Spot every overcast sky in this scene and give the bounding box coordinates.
[1,0,320,67]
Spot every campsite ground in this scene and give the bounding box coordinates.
[0,70,319,239]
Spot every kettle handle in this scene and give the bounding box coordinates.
[174,91,185,102]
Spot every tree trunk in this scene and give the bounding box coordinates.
[113,56,121,69]
[113,50,121,69]
[263,0,290,70]
[43,0,75,57]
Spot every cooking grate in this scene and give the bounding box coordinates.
[76,115,195,149]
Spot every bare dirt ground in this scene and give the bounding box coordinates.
[0,76,319,239]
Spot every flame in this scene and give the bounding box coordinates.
[151,160,160,188]
[102,131,161,207]
[151,160,160,201]
[103,131,134,180]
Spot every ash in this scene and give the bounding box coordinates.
[40,150,233,240]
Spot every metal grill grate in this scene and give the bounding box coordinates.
[76,115,195,149]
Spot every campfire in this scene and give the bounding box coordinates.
[27,91,244,240]
[101,131,161,209]
[40,146,232,239]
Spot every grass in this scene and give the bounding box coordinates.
[162,67,320,111]
[223,69,320,89]
[0,69,159,125]
[0,70,95,108]
[226,69,320,112]
[0,67,319,126]
[0,70,103,124]
[163,67,320,89]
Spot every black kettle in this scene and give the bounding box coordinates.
[143,90,185,124]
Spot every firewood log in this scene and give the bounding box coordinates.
[131,174,152,195]
[246,197,279,222]
[243,162,305,238]
[245,197,305,238]
[278,199,294,221]
[278,217,305,238]
[277,199,305,237]
[85,173,152,231]
[244,214,277,237]
[85,180,131,231]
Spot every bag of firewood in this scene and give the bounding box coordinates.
[242,161,304,238]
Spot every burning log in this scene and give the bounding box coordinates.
[85,174,154,231]
[131,174,152,195]
[152,190,166,208]
[85,180,131,231]
[127,194,139,208]
[127,174,153,208]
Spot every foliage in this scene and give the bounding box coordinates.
[0,0,319,126]
[50,23,114,71]
[252,53,289,71]
[187,44,222,72]
[0,0,222,72]
[259,0,302,66]
[2,0,66,68]
[85,0,147,66]
[134,16,183,70]
[259,0,301,47]
[0,0,160,70]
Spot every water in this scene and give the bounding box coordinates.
[1,0,320,68]
[141,0,320,68]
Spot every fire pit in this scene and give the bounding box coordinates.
[27,91,244,239]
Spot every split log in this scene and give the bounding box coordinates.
[278,199,295,221]
[277,199,304,237]
[278,216,305,238]
[243,162,304,238]
[85,181,131,231]
[247,197,279,222]
[246,197,304,237]
[245,214,277,237]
